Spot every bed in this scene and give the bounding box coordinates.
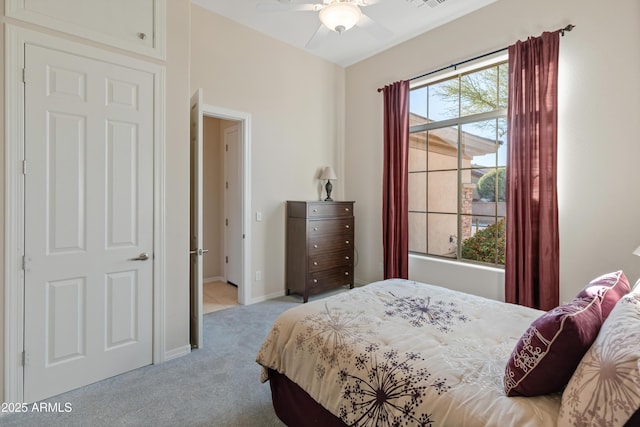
[256,276,640,427]
[257,279,559,426]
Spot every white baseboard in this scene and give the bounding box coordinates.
[249,290,286,305]
[203,276,225,284]
[164,345,191,361]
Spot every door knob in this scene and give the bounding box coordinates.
[131,252,150,261]
[189,249,209,256]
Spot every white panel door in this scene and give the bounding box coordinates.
[189,89,203,349]
[224,125,242,286]
[23,44,154,403]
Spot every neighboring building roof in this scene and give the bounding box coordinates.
[409,112,501,158]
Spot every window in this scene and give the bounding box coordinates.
[408,60,508,266]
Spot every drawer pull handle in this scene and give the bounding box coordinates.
[313,262,318,266]
[313,279,318,283]
[345,208,350,212]
[345,256,350,260]
[313,209,317,212]
[345,225,350,229]
[344,272,349,276]
[313,227,318,231]
[345,240,349,244]
[313,244,318,248]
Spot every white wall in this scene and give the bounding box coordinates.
[345,0,640,303]
[190,5,346,301]
[163,0,191,362]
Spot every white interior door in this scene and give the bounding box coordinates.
[224,125,241,286]
[189,89,204,349]
[23,44,154,402]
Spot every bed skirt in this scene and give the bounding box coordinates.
[268,368,346,427]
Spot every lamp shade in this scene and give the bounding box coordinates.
[320,166,337,180]
[319,2,361,34]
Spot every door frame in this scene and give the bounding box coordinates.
[3,26,167,402]
[199,102,252,306]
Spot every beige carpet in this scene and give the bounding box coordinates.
[203,280,239,314]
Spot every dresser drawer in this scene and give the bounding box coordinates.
[308,267,353,291]
[308,250,353,273]
[307,202,353,218]
[309,234,353,255]
[308,218,353,237]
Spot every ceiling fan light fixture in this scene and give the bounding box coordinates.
[319,2,362,34]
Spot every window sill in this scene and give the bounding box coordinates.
[409,253,504,273]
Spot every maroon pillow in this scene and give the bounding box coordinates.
[576,270,630,320]
[504,297,602,397]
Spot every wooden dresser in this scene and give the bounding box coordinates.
[286,201,355,302]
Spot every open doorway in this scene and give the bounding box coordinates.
[202,116,240,314]
[189,89,252,349]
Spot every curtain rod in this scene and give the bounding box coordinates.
[377,24,575,92]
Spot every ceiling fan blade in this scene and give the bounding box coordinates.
[356,0,381,5]
[305,24,330,49]
[256,3,317,12]
[356,13,393,40]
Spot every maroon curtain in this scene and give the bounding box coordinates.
[506,31,560,311]
[382,81,409,279]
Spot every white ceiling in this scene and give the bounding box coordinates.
[191,0,497,67]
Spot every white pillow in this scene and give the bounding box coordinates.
[557,292,640,426]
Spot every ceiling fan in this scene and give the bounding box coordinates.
[257,0,392,49]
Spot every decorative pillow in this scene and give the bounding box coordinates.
[576,270,630,320]
[504,297,602,397]
[558,292,640,426]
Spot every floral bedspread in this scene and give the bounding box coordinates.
[256,279,561,427]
